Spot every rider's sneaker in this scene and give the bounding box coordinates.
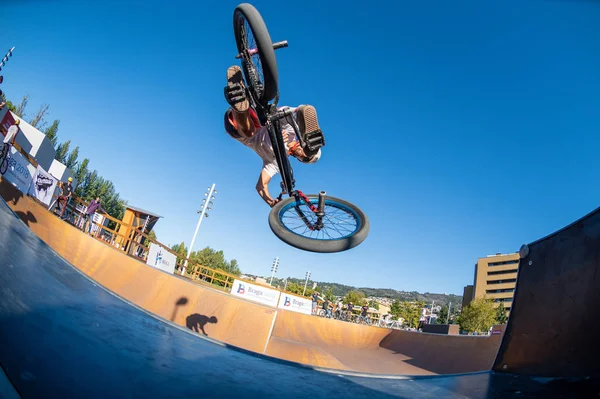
[295,105,320,138]
[295,105,324,154]
[225,66,249,113]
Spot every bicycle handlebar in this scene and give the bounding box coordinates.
[235,40,288,59]
[272,40,288,50]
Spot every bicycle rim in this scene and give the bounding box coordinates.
[280,199,361,241]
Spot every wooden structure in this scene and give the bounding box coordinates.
[116,205,162,255]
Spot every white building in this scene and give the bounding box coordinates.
[1,107,76,197]
[0,108,56,171]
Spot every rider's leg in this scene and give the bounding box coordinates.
[226,66,256,137]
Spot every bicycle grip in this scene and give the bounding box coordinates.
[273,41,288,50]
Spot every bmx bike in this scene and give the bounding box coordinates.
[0,143,11,175]
[232,3,370,253]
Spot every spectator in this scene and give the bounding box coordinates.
[56,177,73,220]
[83,196,109,235]
[335,299,344,318]
[311,291,320,315]
[322,298,332,318]
[358,302,371,324]
[347,302,354,319]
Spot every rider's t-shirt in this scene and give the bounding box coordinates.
[235,106,298,178]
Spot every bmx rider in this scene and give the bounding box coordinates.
[223,66,323,207]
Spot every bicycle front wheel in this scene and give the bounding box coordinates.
[233,3,279,103]
[268,194,370,253]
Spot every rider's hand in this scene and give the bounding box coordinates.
[269,198,281,208]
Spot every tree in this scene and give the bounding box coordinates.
[171,241,188,268]
[368,299,380,310]
[73,159,89,197]
[44,120,60,148]
[343,290,365,305]
[65,145,79,169]
[29,103,49,130]
[226,259,241,276]
[183,246,241,278]
[324,288,335,302]
[285,282,303,295]
[436,305,449,324]
[457,297,497,333]
[397,301,424,328]
[55,140,71,163]
[13,95,29,118]
[390,299,401,319]
[495,303,508,324]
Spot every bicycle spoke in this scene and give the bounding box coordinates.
[278,199,359,241]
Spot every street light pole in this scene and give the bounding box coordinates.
[183,183,217,276]
[0,47,15,72]
[303,271,311,296]
[269,257,279,286]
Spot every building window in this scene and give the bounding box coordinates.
[487,278,517,285]
[487,269,518,276]
[488,260,519,267]
[486,288,515,294]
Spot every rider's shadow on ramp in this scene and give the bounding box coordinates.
[186,313,218,336]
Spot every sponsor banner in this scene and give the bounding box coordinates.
[277,293,312,315]
[230,279,280,307]
[3,146,35,194]
[146,242,176,274]
[29,165,58,206]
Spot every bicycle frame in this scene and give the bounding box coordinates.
[237,41,327,231]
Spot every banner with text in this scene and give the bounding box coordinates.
[230,279,281,307]
[29,165,58,206]
[146,243,176,274]
[277,293,312,315]
[3,146,35,194]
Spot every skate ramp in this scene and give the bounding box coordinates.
[265,310,503,375]
[4,197,598,398]
[493,206,600,378]
[1,176,600,382]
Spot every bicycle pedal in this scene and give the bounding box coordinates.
[303,129,325,155]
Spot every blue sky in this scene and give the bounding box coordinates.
[2,0,599,295]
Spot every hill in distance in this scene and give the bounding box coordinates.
[246,275,463,309]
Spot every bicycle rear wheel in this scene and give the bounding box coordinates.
[233,3,279,103]
[268,194,370,253]
[0,145,9,175]
[0,156,8,175]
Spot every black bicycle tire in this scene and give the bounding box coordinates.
[233,3,279,103]
[0,156,8,175]
[0,143,7,160]
[268,194,370,253]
